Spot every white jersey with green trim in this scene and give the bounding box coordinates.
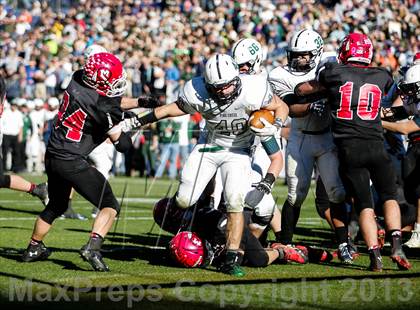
[178,74,273,148]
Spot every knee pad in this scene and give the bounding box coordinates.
[327,187,346,204]
[0,174,11,188]
[225,192,245,213]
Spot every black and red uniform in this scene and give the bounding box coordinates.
[41,70,123,223]
[318,62,397,211]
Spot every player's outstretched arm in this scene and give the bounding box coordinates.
[295,80,325,96]
[120,95,161,110]
[382,119,420,135]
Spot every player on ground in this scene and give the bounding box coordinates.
[21,52,136,271]
[382,63,420,248]
[268,29,351,263]
[296,32,411,271]
[153,197,308,268]
[0,76,48,205]
[126,53,289,276]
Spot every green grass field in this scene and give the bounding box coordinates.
[0,175,419,309]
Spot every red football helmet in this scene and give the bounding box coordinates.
[414,52,420,65]
[169,231,205,268]
[83,52,127,97]
[338,33,373,65]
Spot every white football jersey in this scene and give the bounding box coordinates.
[178,74,273,148]
[268,52,336,131]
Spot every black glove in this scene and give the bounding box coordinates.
[308,100,326,117]
[137,95,162,109]
[245,173,275,208]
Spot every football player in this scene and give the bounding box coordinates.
[126,53,289,276]
[0,76,48,205]
[21,53,137,271]
[153,197,308,268]
[268,29,352,263]
[382,63,420,248]
[296,32,411,271]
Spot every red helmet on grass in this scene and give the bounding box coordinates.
[169,231,205,268]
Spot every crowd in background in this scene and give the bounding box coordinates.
[1,0,419,178]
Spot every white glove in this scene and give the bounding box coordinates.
[250,118,278,137]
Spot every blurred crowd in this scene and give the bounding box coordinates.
[1,0,419,178]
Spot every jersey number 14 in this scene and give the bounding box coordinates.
[337,82,382,120]
[55,91,87,142]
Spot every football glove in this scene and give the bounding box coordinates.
[137,95,161,109]
[121,111,142,132]
[245,173,276,208]
[250,118,278,137]
[308,100,326,117]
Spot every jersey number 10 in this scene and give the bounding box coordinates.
[55,91,87,142]
[337,82,382,121]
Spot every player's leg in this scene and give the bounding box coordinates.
[279,135,314,244]
[316,145,351,263]
[175,145,218,209]
[22,157,71,262]
[369,145,411,270]
[218,151,252,276]
[402,145,420,247]
[337,140,388,270]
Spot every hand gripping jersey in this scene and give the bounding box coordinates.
[47,70,124,160]
[177,74,273,149]
[268,52,336,132]
[318,62,394,141]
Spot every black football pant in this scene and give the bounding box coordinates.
[335,139,398,213]
[40,153,119,224]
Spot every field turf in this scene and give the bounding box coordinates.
[0,175,419,309]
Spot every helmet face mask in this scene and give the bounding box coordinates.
[398,64,420,101]
[82,52,127,97]
[287,29,324,72]
[204,54,242,105]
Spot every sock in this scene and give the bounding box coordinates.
[335,227,348,245]
[279,200,295,244]
[87,232,104,250]
[30,238,41,246]
[414,222,420,231]
[28,183,36,194]
[390,230,402,253]
[274,231,282,243]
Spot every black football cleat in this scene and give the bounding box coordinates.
[368,247,383,272]
[22,241,51,262]
[80,245,109,272]
[31,183,49,206]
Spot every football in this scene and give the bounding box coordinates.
[248,109,275,129]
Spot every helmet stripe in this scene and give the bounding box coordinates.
[294,29,306,47]
[215,54,222,79]
[232,38,245,58]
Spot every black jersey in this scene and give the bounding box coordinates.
[318,62,394,141]
[47,70,123,160]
